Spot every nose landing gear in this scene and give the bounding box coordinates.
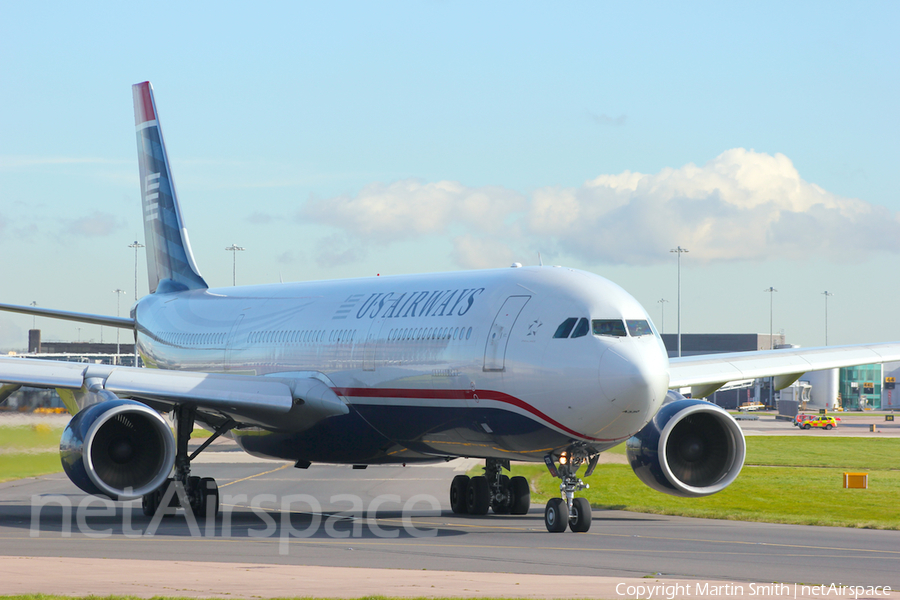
[449,458,531,516]
[543,449,598,532]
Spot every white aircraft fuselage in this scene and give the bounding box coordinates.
[134,265,670,464]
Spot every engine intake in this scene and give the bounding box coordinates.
[626,398,745,497]
[60,399,175,500]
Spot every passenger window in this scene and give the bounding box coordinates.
[626,319,653,337]
[571,318,589,338]
[553,318,578,338]
[592,319,627,337]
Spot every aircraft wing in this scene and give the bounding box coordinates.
[0,302,134,329]
[0,356,344,427]
[668,342,900,398]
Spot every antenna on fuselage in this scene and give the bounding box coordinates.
[538,252,543,266]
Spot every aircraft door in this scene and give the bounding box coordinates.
[483,296,530,372]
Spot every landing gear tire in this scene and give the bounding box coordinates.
[545,497,568,532]
[199,477,219,519]
[569,497,592,532]
[450,475,470,514]
[466,475,491,515]
[142,478,177,517]
[188,475,202,513]
[142,487,160,517]
[509,476,530,515]
[491,475,511,514]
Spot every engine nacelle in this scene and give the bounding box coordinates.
[626,398,745,498]
[60,399,176,500]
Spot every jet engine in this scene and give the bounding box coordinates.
[626,398,745,498]
[60,399,175,500]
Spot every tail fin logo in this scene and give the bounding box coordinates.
[144,173,161,222]
[132,81,208,294]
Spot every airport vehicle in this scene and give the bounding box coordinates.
[800,416,839,430]
[794,414,814,427]
[3,82,900,533]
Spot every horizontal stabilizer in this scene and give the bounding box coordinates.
[0,302,134,329]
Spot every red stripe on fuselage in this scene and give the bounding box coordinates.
[331,386,616,442]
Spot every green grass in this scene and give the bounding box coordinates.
[0,425,64,450]
[0,452,62,483]
[190,428,213,439]
[0,424,66,482]
[744,436,900,470]
[491,436,900,530]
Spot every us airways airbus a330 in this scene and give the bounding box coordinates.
[3,82,900,533]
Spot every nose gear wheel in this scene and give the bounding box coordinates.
[543,447,598,532]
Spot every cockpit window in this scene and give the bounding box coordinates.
[553,317,578,339]
[571,318,589,338]
[592,319,627,337]
[626,319,654,337]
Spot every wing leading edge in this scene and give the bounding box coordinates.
[668,342,900,398]
[0,356,352,429]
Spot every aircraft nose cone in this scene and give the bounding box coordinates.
[598,342,668,411]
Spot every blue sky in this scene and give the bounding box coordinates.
[1,2,899,349]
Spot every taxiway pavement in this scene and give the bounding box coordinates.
[1,414,898,597]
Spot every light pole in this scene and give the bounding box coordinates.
[225,244,245,286]
[822,291,833,346]
[657,298,668,334]
[670,246,688,357]
[128,241,144,367]
[113,289,126,364]
[29,301,37,329]
[128,241,144,300]
[764,287,778,349]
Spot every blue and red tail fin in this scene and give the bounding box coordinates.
[133,82,208,294]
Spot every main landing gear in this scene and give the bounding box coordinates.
[543,448,599,533]
[449,458,531,516]
[141,405,233,519]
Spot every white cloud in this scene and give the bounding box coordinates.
[314,233,365,268]
[301,180,526,242]
[451,235,517,270]
[300,149,900,267]
[529,148,900,264]
[64,211,126,237]
[247,212,274,224]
